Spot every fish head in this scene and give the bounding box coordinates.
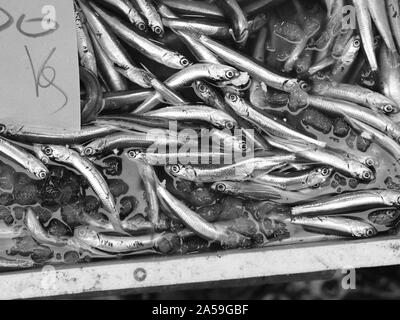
[348,160,375,181]
[210,111,237,130]
[361,156,376,169]
[224,92,248,117]
[0,123,22,135]
[32,166,49,180]
[353,224,377,238]
[83,138,106,157]
[32,144,50,165]
[307,167,333,187]
[192,81,214,102]
[367,94,400,114]
[126,149,146,162]
[165,52,191,69]
[210,64,240,81]
[150,24,164,38]
[219,72,251,88]
[166,164,196,181]
[73,226,100,246]
[232,136,250,153]
[211,181,237,195]
[381,191,400,207]
[41,145,70,161]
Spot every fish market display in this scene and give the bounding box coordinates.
[2,0,400,270]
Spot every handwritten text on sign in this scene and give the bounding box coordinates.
[0,0,80,131]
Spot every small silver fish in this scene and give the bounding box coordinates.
[156,180,250,248]
[290,216,378,238]
[353,0,378,70]
[91,0,146,30]
[166,154,297,183]
[133,63,241,114]
[135,162,160,228]
[386,0,400,51]
[225,93,326,148]
[133,0,164,36]
[25,208,69,247]
[0,138,48,180]
[144,105,237,130]
[91,3,190,70]
[331,35,361,82]
[379,45,400,122]
[78,0,152,88]
[367,0,397,52]
[41,145,124,233]
[254,167,333,191]
[210,180,312,203]
[74,2,97,74]
[74,226,172,253]
[312,80,399,114]
[266,136,374,181]
[292,190,400,216]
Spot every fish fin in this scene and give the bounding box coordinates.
[148,38,166,47]
[139,62,155,76]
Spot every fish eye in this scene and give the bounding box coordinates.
[321,167,331,176]
[225,121,235,130]
[84,147,94,156]
[353,39,361,47]
[229,94,238,102]
[366,229,374,237]
[127,150,139,158]
[0,125,6,134]
[240,141,248,152]
[225,70,235,79]
[37,171,47,180]
[137,22,146,31]
[170,164,181,174]
[180,57,190,67]
[312,183,321,189]
[384,104,394,113]
[362,171,372,181]
[299,81,310,91]
[43,146,53,156]
[216,183,226,192]
[198,83,207,93]
[373,37,380,46]
[153,26,163,35]
[365,158,375,167]
[296,66,305,74]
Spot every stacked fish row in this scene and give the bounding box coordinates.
[2,0,400,268]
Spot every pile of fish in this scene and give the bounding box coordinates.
[2,0,400,269]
